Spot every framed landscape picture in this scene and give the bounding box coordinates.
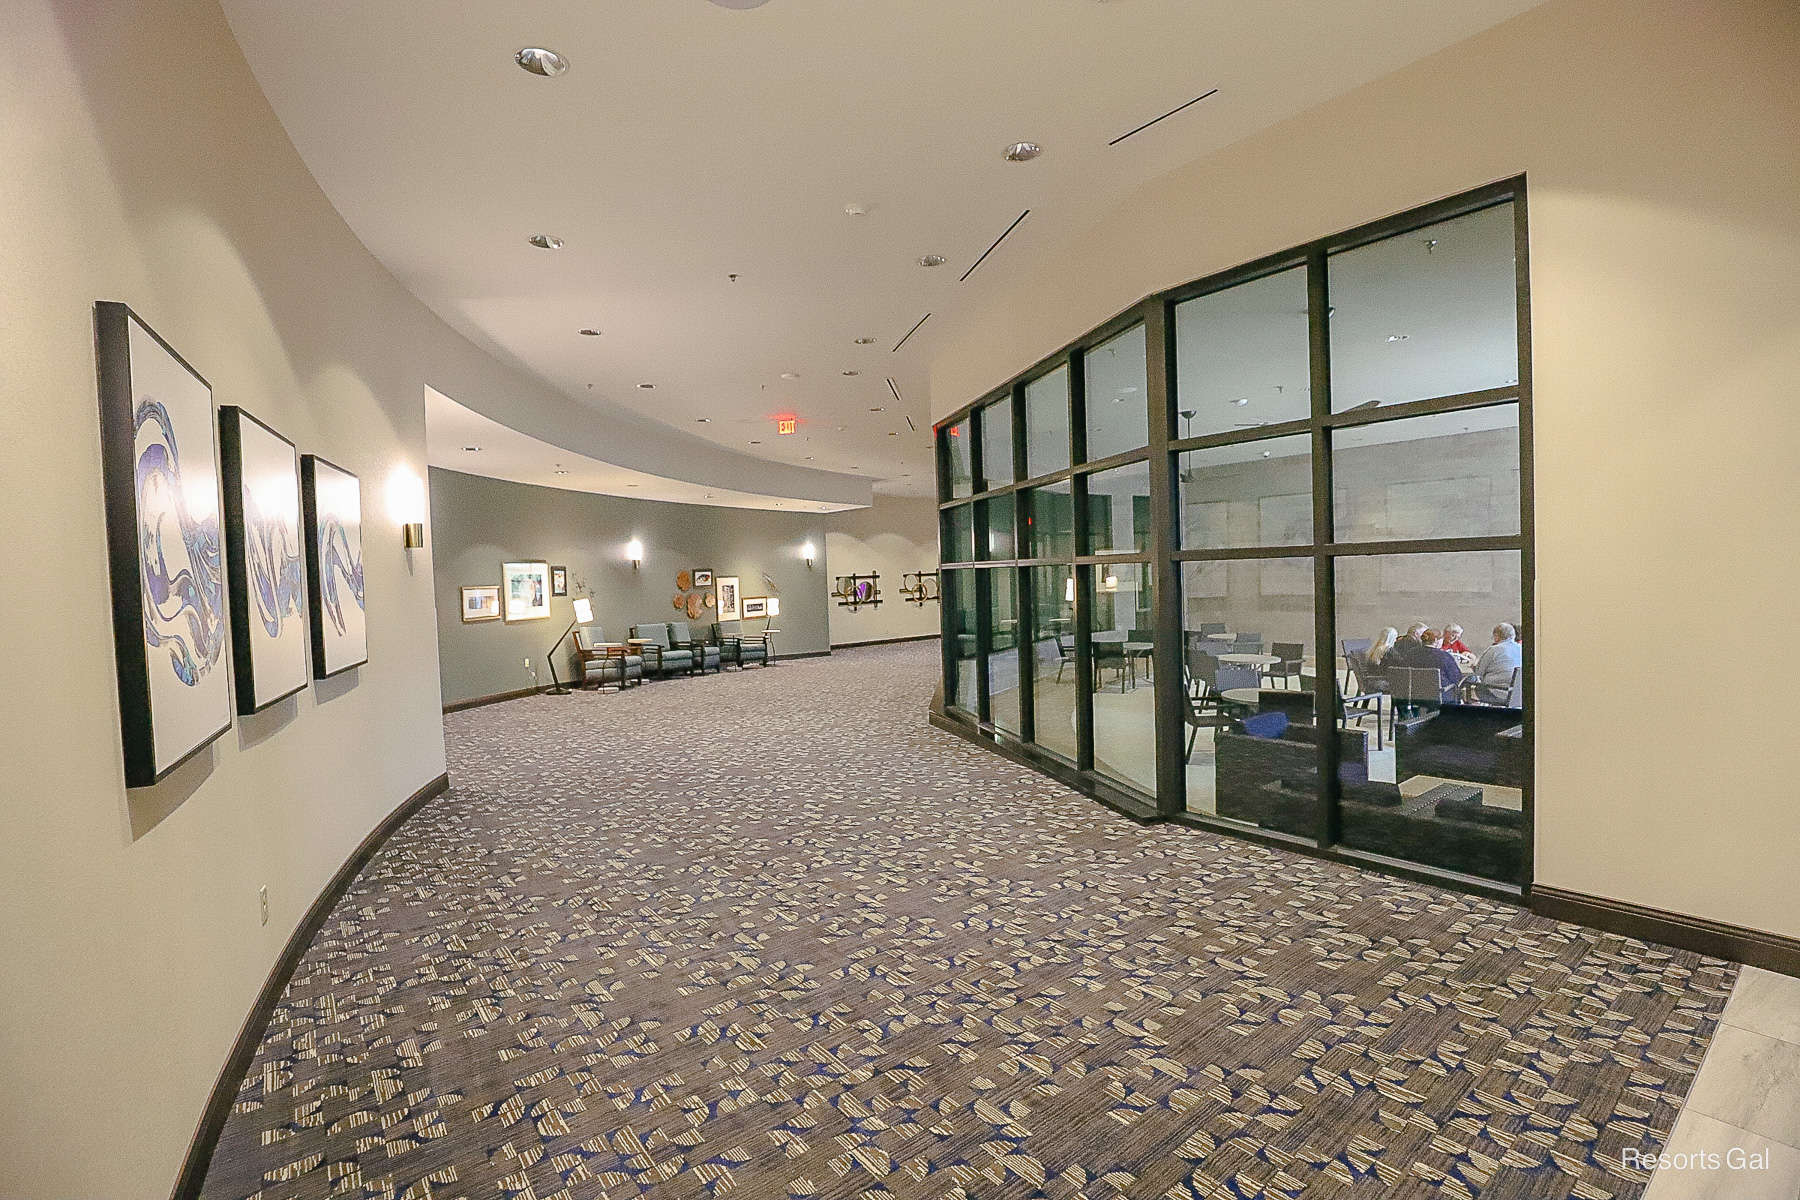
[219,406,309,714]
[503,560,551,622]
[551,565,568,597]
[301,455,367,678]
[742,596,769,620]
[95,302,233,787]
[692,568,713,587]
[715,575,741,622]
[461,585,500,622]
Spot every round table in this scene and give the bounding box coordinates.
[1220,687,1263,706]
[1219,653,1280,668]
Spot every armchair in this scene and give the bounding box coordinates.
[629,622,696,677]
[572,626,642,689]
[713,620,769,668]
[668,619,721,674]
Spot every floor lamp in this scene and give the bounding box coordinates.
[545,596,593,696]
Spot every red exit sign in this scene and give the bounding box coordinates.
[776,418,797,435]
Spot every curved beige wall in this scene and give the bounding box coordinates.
[929,0,1800,940]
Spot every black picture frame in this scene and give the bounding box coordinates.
[301,454,369,679]
[551,565,568,597]
[219,407,310,715]
[692,568,714,587]
[95,301,234,788]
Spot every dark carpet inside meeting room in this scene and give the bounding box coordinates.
[201,642,1732,1200]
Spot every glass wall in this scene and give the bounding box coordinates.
[1083,324,1148,461]
[941,503,975,566]
[942,568,978,715]
[985,568,1021,736]
[1028,565,1078,762]
[1087,562,1156,794]
[936,184,1529,894]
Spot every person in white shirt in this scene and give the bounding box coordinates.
[1472,623,1522,704]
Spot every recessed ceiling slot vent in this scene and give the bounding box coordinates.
[1109,87,1218,147]
[892,313,931,354]
[960,210,1031,282]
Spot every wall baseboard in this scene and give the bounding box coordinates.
[831,633,942,649]
[443,684,550,714]
[169,771,451,1200]
[1531,885,1800,978]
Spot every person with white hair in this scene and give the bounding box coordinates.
[1472,622,1522,704]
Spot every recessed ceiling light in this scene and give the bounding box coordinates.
[869,406,884,412]
[462,445,481,452]
[1120,386,1139,394]
[1261,451,1272,458]
[554,467,570,475]
[527,234,564,250]
[844,203,869,217]
[918,254,946,268]
[854,336,877,345]
[781,372,800,380]
[749,439,762,444]
[842,370,860,377]
[1386,333,1410,342]
[888,431,898,437]
[1003,141,1043,162]
[695,417,711,423]
[638,382,655,389]
[514,47,569,77]
[627,483,638,488]
[579,328,601,337]
[1232,397,1250,407]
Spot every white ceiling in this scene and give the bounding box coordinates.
[222,0,1544,505]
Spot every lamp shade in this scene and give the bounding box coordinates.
[572,596,594,624]
[1065,577,1076,603]
[625,538,644,561]
[766,596,780,616]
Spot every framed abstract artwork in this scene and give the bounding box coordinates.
[502,560,551,622]
[715,575,741,622]
[219,407,309,714]
[692,568,713,587]
[94,302,233,787]
[550,565,568,597]
[741,596,769,620]
[460,585,501,622]
[301,455,368,678]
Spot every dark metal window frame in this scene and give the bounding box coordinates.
[934,178,1533,899]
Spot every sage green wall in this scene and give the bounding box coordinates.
[430,468,831,704]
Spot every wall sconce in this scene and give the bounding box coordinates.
[626,537,644,570]
[402,522,425,549]
[801,540,816,568]
[386,465,427,550]
[1065,576,1076,604]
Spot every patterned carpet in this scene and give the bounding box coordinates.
[201,642,1734,1200]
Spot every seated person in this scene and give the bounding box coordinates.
[1471,623,1523,704]
[1441,623,1476,670]
[1388,626,1463,703]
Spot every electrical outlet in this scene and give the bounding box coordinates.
[259,885,269,927]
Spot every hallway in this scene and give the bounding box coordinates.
[201,643,1734,1199]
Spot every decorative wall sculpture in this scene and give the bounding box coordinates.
[834,573,881,610]
[676,569,692,591]
[219,406,309,713]
[95,302,233,786]
[500,560,550,623]
[900,571,940,606]
[302,455,368,676]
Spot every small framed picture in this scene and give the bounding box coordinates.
[551,565,568,597]
[461,585,501,622]
[693,568,714,587]
[502,561,552,622]
[742,596,769,620]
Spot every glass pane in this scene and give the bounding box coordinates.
[1024,366,1071,479]
[1083,460,1152,555]
[986,569,1021,735]
[1334,550,1525,884]
[1024,480,1074,561]
[1083,324,1148,460]
[941,504,975,565]
[1029,565,1078,762]
[1329,202,1519,412]
[981,492,1017,561]
[942,419,974,497]
[1179,435,1313,550]
[978,395,1014,488]
[942,568,978,713]
[1332,406,1520,542]
[1175,267,1311,438]
[1182,558,1315,827]
[1088,562,1156,795]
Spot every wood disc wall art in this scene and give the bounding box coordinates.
[671,592,685,610]
[685,592,703,620]
[676,569,692,591]
[704,592,716,609]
